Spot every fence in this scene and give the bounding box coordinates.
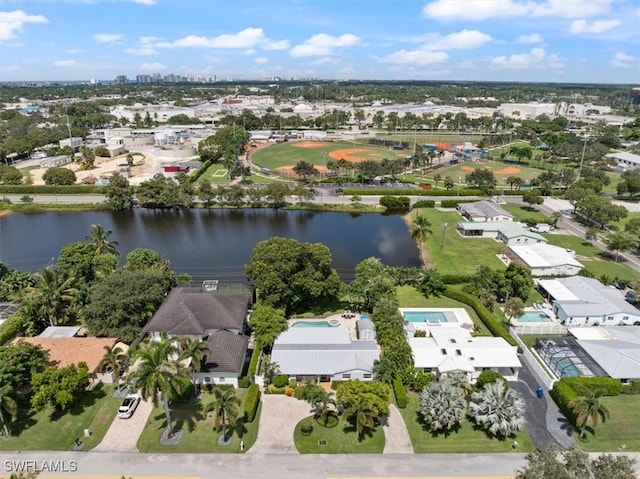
[510,327,558,390]
[511,324,567,336]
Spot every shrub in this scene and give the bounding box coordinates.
[562,377,622,396]
[442,287,516,346]
[393,376,408,409]
[285,387,295,397]
[300,418,313,436]
[94,146,110,157]
[379,195,410,209]
[341,188,484,197]
[244,384,260,422]
[440,199,476,208]
[0,185,103,194]
[248,347,261,377]
[550,380,578,426]
[476,370,508,390]
[237,376,251,388]
[273,374,289,388]
[289,378,297,388]
[440,274,474,284]
[42,167,76,186]
[412,200,435,208]
[621,381,640,395]
[0,313,24,345]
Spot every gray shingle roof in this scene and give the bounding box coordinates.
[143,287,250,335]
[201,330,249,374]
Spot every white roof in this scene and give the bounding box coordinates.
[38,326,81,338]
[606,151,640,165]
[571,327,640,379]
[537,279,580,301]
[509,243,584,269]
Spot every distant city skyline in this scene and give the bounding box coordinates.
[1,0,639,83]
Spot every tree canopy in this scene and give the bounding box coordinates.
[248,304,288,348]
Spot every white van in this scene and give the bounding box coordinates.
[530,223,552,233]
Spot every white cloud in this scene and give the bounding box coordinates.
[254,57,268,64]
[243,49,256,55]
[422,0,611,21]
[132,0,156,4]
[93,33,123,44]
[313,57,337,65]
[610,52,636,68]
[517,33,543,44]
[381,49,449,65]
[140,62,166,71]
[66,48,81,54]
[53,60,76,67]
[491,47,564,70]
[569,19,620,34]
[290,33,360,57]
[156,28,288,50]
[0,10,48,41]
[125,36,158,55]
[429,29,492,50]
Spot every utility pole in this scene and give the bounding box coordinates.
[577,137,588,181]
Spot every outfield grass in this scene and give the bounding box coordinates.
[411,209,505,275]
[580,395,640,452]
[373,132,475,145]
[196,163,230,184]
[396,285,491,336]
[137,388,261,453]
[433,160,544,186]
[399,392,534,453]
[0,385,119,451]
[500,203,550,223]
[543,233,638,281]
[293,415,385,453]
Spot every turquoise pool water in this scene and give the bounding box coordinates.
[291,321,330,328]
[550,356,581,377]
[517,312,549,323]
[360,314,369,320]
[403,311,449,323]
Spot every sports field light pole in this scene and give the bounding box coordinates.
[577,137,588,181]
[441,222,448,251]
[457,176,461,197]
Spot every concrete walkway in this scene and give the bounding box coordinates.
[248,394,313,454]
[93,398,154,452]
[381,404,413,454]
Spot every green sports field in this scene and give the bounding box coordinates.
[251,140,407,171]
[431,160,545,186]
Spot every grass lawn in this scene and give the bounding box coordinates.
[433,160,543,186]
[293,415,385,453]
[500,203,550,223]
[396,285,491,336]
[579,395,640,452]
[373,132,475,145]
[399,392,534,453]
[137,388,261,453]
[195,163,230,184]
[610,211,640,232]
[0,384,119,451]
[411,209,505,275]
[543,233,638,281]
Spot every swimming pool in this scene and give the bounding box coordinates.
[291,321,330,328]
[403,311,449,323]
[550,356,581,377]
[517,312,550,323]
[360,314,369,320]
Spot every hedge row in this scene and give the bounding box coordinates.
[248,347,261,377]
[237,376,251,388]
[440,199,476,208]
[393,376,408,409]
[441,274,475,285]
[273,374,289,388]
[562,377,622,396]
[244,384,260,422]
[412,200,435,208]
[0,185,105,194]
[550,380,579,426]
[0,313,23,346]
[442,287,516,346]
[189,159,214,183]
[380,196,410,209]
[340,188,484,197]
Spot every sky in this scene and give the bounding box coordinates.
[0,0,639,83]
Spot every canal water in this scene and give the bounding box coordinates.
[0,209,420,282]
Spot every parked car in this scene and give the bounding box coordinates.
[625,291,638,305]
[530,223,552,233]
[117,394,140,419]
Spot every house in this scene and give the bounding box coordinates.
[271,327,379,383]
[457,201,513,222]
[194,330,249,387]
[605,151,640,171]
[508,243,584,276]
[537,276,640,326]
[408,327,521,382]
[456,221,547,245]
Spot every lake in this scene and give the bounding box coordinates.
[0,209,420,281]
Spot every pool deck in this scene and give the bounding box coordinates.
[289,314,359,340]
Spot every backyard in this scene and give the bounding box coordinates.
[293,415,385,453]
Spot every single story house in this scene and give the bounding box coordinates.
[194,330,249,388]
[456,221,547,245]
[12,336,124,384]
[271,327,379,383]
[508,243,584,276]
[457,201,513,222]
[409,327,521,382]
[605,151,640,171]
[537,276,640,326]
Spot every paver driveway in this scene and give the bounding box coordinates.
[382,404,413,453]
[248,394,313,454]
[93,398,154,452]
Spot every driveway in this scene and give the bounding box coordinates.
[93,398,154,452]
[248,394,313,454]
[381,404,413,453]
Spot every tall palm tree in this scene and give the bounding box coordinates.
[345,400,377,440]
[410,214,432,263]
[312,390,337,427]
[179,337,211,373]
[128,337,191,436]
[469,380,525,437]
[568,387,610,438]
[98,345,129,390]
[0,384,18,437]
[30,267,78,328]
[207,387,241,441]
[85,224,119,257]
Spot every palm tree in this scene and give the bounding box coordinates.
[419,379,466,432]
[312,390,337,427]
[98,345,129,391]
[568,387,610,438]
[469,380,525,437]
[445,372,472,399]
[0,384,18,437]
[410,215,432,263]
[345,400,376,440]
[85,224,119,257]
[207,387,241,441]
[30,267,78,327]
[179,337,211,373]
[128,337,191,436]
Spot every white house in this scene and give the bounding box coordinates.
[457,201,513,222]
[537,276,640,327]
[456,221,547,246]
[408,327,521,382]
[271,327,379,383]
[509,243,584,276]
[605,151,640,171]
